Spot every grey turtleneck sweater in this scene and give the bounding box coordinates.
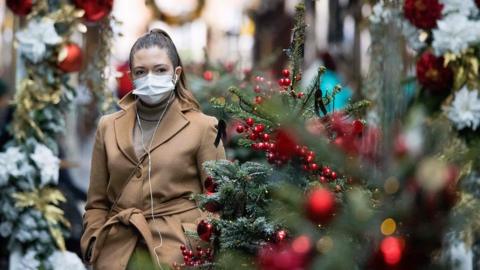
[133,97,172,159]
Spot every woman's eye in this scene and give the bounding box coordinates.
[154,68,166,73]
[134,70,144,76]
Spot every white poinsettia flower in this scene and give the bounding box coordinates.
[30,144,60,186]
[445,87,480,130]
[16,18,62,63]
[440,0,477,16]
[48,250,86,270]
[0,147,26,186]
[10,249,40,270]
[432,14,480,55]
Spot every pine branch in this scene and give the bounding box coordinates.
[287,3,306,91]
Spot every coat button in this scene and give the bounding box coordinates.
[135,168,142,178]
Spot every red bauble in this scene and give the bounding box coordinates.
[197,220,214,242]
[74,0,113,22]
[254,124,265,133]
[416,52,453,93]
[305,188,335,224]
[380,237,403,266]
[203,70,214,81]
[273,129,298,160]
[116,62,133,99]
[7,0,32,16]
[204,176,218,193]
[281,69,290,78]
[404,0,443,30]
[236,125,245,133]
[58,43,83,73]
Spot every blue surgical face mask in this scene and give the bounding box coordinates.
[132,73,177,105]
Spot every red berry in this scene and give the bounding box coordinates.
[254,124,265,133]
[319,176,327,183]
[297,92,305,98]
[255,76,262,82]
[322,166,331,177]
[310,163,319,171]
[262,133,270,141]
[302,164,309,171]
[278,78,286,86]
[246,117,254,126]
[306,155,314,163]
[295,73,302,81]
[255,96,263,104]
[257,142,265,150]
[283,78,291,86]
[254,85,261,93]
[330,171,337,180]
[249,133,258,141]
[281,69,290,78]
[236,125,245,133]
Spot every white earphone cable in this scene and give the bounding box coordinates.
[135,90,175,269]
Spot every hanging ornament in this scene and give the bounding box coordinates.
[204,176,218,193]
[7,0,33,16]
[203,70,213,81]
[380,236,403,266]
[197,220,214,242]
[305,188,335,224]
[116,62,133,99]
[58,43,83,73]
[74,0,114,22]
[416,51,453,93]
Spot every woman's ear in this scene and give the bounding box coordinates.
[174,66,182,81]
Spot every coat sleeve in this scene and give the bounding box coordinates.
[196,116,226,191]
[80,116,110,263]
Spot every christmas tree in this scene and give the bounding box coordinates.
[172,3,472,270]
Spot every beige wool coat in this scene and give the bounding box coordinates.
[80,91,225,269]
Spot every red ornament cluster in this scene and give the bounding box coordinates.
[173,245,214,269]
[403,0,443,30]
[305,188,336,224]
[278,69,291,88]
[416,51,453,93]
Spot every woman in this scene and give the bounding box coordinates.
[80,29,225,269]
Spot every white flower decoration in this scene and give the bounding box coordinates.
[432,14,480,55]
[16,18,62,63]
[30,144,60,187]
[0,147,26,186]
[370,1,393,24]
[10,249,40,270]
[445,87,480,130]
[48,250,86,270]
[440,0,477,16]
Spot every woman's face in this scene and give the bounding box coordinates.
[130,46,182,81]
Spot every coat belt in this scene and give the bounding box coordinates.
[88,197,198,267]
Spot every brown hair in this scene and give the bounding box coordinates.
[129,28,200,110]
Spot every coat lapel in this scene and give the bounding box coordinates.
[113,91,192,165]
[114,92,138,165]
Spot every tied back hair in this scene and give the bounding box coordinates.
[129,28,200,110]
